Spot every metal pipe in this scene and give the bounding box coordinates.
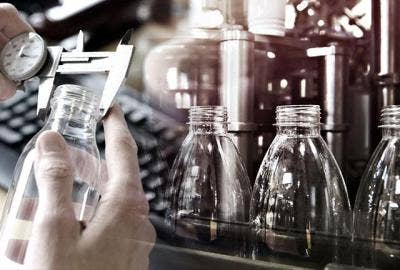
[221,0,248,27]
[219,29,256,179]
[322,44,348,169]
[372,0,400,109]
[307,44,348,168]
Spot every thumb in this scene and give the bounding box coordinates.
[34,131,75,220]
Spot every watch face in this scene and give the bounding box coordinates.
[0,32,47,81]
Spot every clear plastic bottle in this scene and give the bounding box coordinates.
[353,105,400,269]
[250,105,352,265]
[0,85,101,265]
[166,106,251,257]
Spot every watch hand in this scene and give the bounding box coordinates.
[18,46,25,57]
[20,53,38,58]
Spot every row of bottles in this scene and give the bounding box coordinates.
[0,84,398,268]
[166,105,400,269]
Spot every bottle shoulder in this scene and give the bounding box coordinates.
[258,135,335,169]
[170,133,251,187]
[355,138,400,209]
[254,135,348,203]
[360,138,400,181]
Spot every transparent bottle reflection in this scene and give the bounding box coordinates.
[250,105,352,265]
[0,85,101,265]
[166,106,251,257]
[354,106,400,269]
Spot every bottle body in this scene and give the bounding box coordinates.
[250,105,351,265]
[353,106,400,269]
[0,85,101,265]
[166,106,251,257]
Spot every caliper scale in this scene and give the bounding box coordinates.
[0,30,135,118]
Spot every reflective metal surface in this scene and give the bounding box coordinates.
[219,29,256,177]
[372,0,400,113]
[322,44,348,168]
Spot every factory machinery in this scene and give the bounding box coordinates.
[144,0,395,203]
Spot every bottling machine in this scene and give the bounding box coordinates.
[143,3,400,267]
[144,0,382,202]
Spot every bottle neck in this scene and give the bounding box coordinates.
[275,105,321,137]
[45,103,98,141]
[276,125,320,137]
[189,106,228,135]
[380,106,400,138]
[382,127,400,138]
[190,122,228,135]
[44,84,100,142]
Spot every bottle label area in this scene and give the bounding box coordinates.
[4,219,33,241]
[0,150,35,264]
[0,149,98,265]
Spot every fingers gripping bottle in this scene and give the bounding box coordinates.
[0,85,101,265]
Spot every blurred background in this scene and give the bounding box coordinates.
[0,0,373,218]
[1,0,370,93]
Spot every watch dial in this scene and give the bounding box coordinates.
[0,32,47,81]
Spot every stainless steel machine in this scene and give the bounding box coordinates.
[144,0,389,202]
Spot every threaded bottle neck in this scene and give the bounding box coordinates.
[189,106,228,134]
[275,105,321,136]
[380,106,400,128]
[50,84,100,118]
[47,84,100,140]
[380,105,400,137]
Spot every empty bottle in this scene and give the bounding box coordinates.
[0,85,101,265]
[165,106,251,257]
[250,105,352,265]
[354,105,400,269]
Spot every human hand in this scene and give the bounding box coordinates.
[0,3,33,100]
[24,106,156,270]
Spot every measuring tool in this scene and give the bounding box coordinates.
[0,30,135,118]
